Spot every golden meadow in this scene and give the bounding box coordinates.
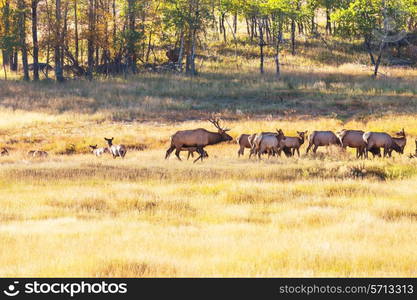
[1,47,417,276]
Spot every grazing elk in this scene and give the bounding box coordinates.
[337,129,367,158]
[27,150,48,158]
[389,128,407,155]
[306,131,341,154]
[362,131,402,158]
[278,131,308,157]
[237,134,253,157]
[1,148,9,156]
[104,137,127,158]
[165,118,233,163]
[89,145,109,157]
[257,129,285,159]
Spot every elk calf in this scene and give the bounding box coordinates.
[89,145,109,157]
[104,137,127,158]
[279,131,308,157]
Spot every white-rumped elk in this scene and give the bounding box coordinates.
[306,131,341,154]
[362,131,402,158]
[279,131,308,157]
[104,137,127,158]
[337,129,367,158]
[89,145,109,157]
[1,148,9,156]
[27,150,48,158]
[165,118,233,163]
[257,129,285,159]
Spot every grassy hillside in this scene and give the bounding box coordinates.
[0,39,417,277]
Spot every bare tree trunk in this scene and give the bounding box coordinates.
[2,0,11,69]
[326,8,331,35]
[87,0,94,79]
[233,12,237,34]
[55,0,64,82]
[74,0,79,66]
[373,43,386,78]
[18,0,30,80]
[259,19,265,74]
[274,25,282,78]
[127,0,137,73]
[177,29,184,72]
[291,18,296,55]
[31,0,39,80]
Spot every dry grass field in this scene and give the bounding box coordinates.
[1,43,417,277]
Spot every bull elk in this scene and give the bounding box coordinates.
[389,128,407,156]
[165,117,233,163]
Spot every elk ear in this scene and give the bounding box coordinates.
[305,130,308,134]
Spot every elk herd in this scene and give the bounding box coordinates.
[165,118,416,162]
[1,118,416,161]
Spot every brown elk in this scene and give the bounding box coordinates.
[389,128,407,155]
[306,131,341,154]
[180,147,209,160]
[337,129,367,158]
[362,131,402,158]
[237,134,252,157]
[0,148,9,156]
[257,129,285,159]
[165,118,233,163]
[279,131,308,157]
[104,137,127,158]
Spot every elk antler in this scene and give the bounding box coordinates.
[208,117,230,131]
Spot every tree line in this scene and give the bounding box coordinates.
[0,0,416,81]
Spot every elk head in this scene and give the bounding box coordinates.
[104,137,114,146]
[208,118,233,142]
[297,130,308,140]
[89,145,98,150]
[396,128,406,137]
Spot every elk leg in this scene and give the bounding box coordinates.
[306,143,312,154]
[296,148,300,157]
[175,149,182,161]
[193,147,204,163]
[165,146,175,159]
[313,145,319,153]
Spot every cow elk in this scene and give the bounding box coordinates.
[237,134,253,157]
[165,117,233,163]
[390,128,407,156]
[362,131,402,158]
[337,129,367,158]
[306,131,341,154]
[104,137,127,158]
[279,131,308,157]
[257,129,285,159]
